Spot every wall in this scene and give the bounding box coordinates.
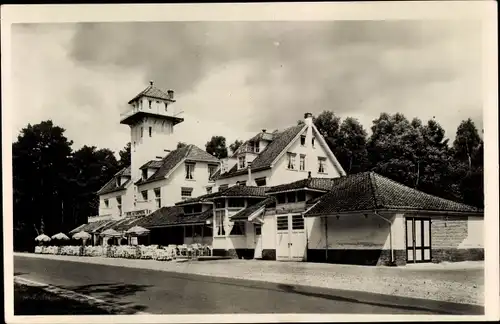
[270,127,341,186]
[215,169,271,188]
[135,160,214,210]
[429,215,484,262]
[98,184,135,218]
[306,213,405,265]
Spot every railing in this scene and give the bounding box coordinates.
[120,106,181,121]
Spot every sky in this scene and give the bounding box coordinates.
[10,20,483,156]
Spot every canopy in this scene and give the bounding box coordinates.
[101,228,122,237]
[35,234,51,242]
[51,232,70,240]
[72,231,91,240]
[125,225,150,236]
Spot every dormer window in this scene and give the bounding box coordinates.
[116,177,121,186]
[238,156,246,169]
[208,165,217,181]
[142,169,148,180]
[141,190,148,201]
[300,135,306,146]
[139,100,143,109]
[312,137,316,148]
[255,141,260,153]
[148,100,152,109]
[237,180,247,186]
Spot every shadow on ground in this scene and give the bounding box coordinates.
[64,283,151,313]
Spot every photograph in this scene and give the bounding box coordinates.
[2,2,498,323]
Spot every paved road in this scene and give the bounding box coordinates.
[14,256,481,315]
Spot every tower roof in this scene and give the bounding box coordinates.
[128,81,175,104]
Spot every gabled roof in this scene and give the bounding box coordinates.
[230,197,276,220]
[305,172,483,217]
[132,206,212,228]
[266,177,341,194]
[140,160,164,170]
[128,82,175,104]
[68,219,115,235]
[205,185,269,200]
[175,191,220,206]
[218,125,305,179]
[97,166,132,195]
[209,168,221,182]
[137,144,219,185]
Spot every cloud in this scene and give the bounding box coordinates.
[10,20,483,156]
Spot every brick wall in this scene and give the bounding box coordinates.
[431,216,468,248]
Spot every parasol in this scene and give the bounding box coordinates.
[51,232,70,240]
[72,231,91,240]
[35,234,51,242]
[125,226,150,236]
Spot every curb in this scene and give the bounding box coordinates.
[14,276,151,315]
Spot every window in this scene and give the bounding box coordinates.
[254,224,262,236]
[206,187,213,194]
[185,163,195,180]
[255,141,260,153]
[141,127,144,138]
[208,165,217,180]
[184,205,201,214]
[237,180,247,186]
[148,100,152,109]
[149,126,152,137]
[255,177,267,187]
[181,187,193,199]
[318,157,327,173]
[228,198,245,208]
[218,184,229,192]
[300,135,306,146]
[215,210,225,236]
[185,225,193,238]
[116,196,122,207]
[312,137,316,148]
[292,215,305,230]
[142,169,148,180]
[230,221,246,235]
[215,199,225,209]
[141,190,148,201]
[139,100,143,109]
[193,225,203,237]
[133,141,136,151]
[287,192,296,203]
[276,193,286,204]
[277,216,288,231]
[299,154,306,171]
[287,152,296,170]
[154,188,161,209]
[104,199,109,208]
[204,225,213,237]
[238,156,246,169]
[297,190,306,202]
[165,102,168,111]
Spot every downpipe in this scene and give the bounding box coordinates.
[373,211,394,265]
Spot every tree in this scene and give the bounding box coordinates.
[13,121,73,251]
[205,136,228,159]
[229,140,244,155]
[177,142,187,149]
[453,118,482,171]
[118,142,131,168]
[335,117,369,173]
[313,111,341,140]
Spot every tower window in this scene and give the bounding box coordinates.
[141,127,144,138]
[149,126,152,137]
[165,102,168,111]
[312,137,316,148]
[300,135,306,146]
[148,100,152,109]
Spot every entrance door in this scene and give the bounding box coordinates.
[276,214,307,261]
[406,217,431,263]
[253,223,263,259]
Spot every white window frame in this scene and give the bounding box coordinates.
[181,187,193,199]
[238,156,246,169]
[318,157,327,173]
[287,152,296,170]
[229,221,246,236]
[208,165,217,181]
[299,154,306,171]
[141,190,148,201]
[215,210,226,236]
[154,188,161,209]
[300,135,306,146]
[104,199,109,208]
[185,163,195,180]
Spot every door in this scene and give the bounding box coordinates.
[276,214,307,261]
[406,217,431,263]
[253,224,263,259]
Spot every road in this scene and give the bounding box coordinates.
[14,255,482,315]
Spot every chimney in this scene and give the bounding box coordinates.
[167,90,174,100]
[247,162,252,185]
[304,112,313,126]
[262,129,266,133]
[149,80,154,86]
[308,171,312,179]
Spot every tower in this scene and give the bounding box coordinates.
[120,81,184,182]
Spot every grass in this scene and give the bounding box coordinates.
[14,283,113,315]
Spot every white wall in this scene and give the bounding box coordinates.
[261,212,277,250]
[215,169,271,188]
[306,213,405,250]
[98,184,135,218]
[458,216,484,249]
